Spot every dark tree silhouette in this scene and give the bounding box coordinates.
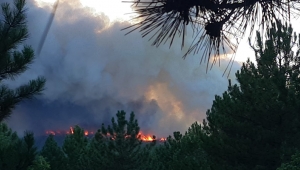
[0,0,46,121]
[38,0,300,72]
[123,0,300,69]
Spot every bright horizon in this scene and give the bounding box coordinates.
[36,0,134,22]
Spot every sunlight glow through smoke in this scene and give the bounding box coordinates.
[35,0,133,22]
[3,0,242,137]
[145,83,188,128]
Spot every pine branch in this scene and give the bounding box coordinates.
[124,0,300,71]
[0,77,45,121]
[0,0,46,121]
[0,46,34,81]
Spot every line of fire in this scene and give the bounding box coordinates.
[45,127,167,142]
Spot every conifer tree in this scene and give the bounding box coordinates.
[62,126,89,170]
[125,0,300,68]
[84,133,109,169]
[200,21,300,170]
[0,0,46,121]
[277,152,300,170]
[151,123,210,170]
[0,122,20,169]
[98,110,155,170]
[18,132,37,170]
[0,123,38,170]
[40,134,66,170]
[27,156,50,170]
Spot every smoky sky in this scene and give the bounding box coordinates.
[4,0,242,137]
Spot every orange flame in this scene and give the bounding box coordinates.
[45,128,166,142]
[138,132,166,142]
[139,133,154,142]
[70,127,74,134]
[46,130,55,135]
[159,137,167,142]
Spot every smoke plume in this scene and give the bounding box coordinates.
[4,0,243,137]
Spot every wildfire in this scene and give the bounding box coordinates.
[139,132,154,142]
[141,135,154,142]
[45,127,166,142]
[45,127,90,136]
[70,127,74,134]
[138,133,167,142]
[45,130,67,136]
[159,137,167,142]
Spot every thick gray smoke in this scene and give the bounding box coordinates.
[4,0,243,137]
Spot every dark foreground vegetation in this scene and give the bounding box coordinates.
[1,0,300,170]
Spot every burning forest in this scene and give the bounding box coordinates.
[4,0,239,139]
[2,0,300,169]
[45,126,167,142]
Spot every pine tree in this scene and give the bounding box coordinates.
[125,0,299,67]
[0,0,46,121]
[0,123,38,170]
[150,123,210,170]
[84,133,109,170]
[98,110,155,170]
[277,152,300,170]
[0,122,20,169]
[18,132,38,170]
[62,126,89,170]
[200,21,300,170]
[40,134,66,170]
[27,156,50,170]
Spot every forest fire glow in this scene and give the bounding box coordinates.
[140,135,154,142]
[138,133,166,142]
[45,127,166,142]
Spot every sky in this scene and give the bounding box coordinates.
[3,0,259,137]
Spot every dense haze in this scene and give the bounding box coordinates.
[4,0,243,137]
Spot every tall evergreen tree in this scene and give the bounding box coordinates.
[151,123,210,170]
[0,123,38,170]
[83,132,109,170]
[40,134,66,170]
[17,131,38,170]
[62,126,89,170]
[98,110,155,170]
[200,21,300,170]
[0,122,20,169]
[27,156,50,170]
[0,0,45,121]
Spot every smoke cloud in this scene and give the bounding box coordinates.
[4,0,242,137]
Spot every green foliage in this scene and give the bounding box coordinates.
[40,135,66,170]
[98,110,155,170]
[200,21,300,170]
[0,122,20,169]
[38,111,155,170]
[62,126,89,170]
[83,132,109,169]
[27,156,50,170]
[0,123,38,170]
[0,0,46,121]
[277,152,300,170]
[151,122,210,170]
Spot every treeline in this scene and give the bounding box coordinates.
[2,0,300,170]
[0,111,207,170]
[0,111,154,170]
